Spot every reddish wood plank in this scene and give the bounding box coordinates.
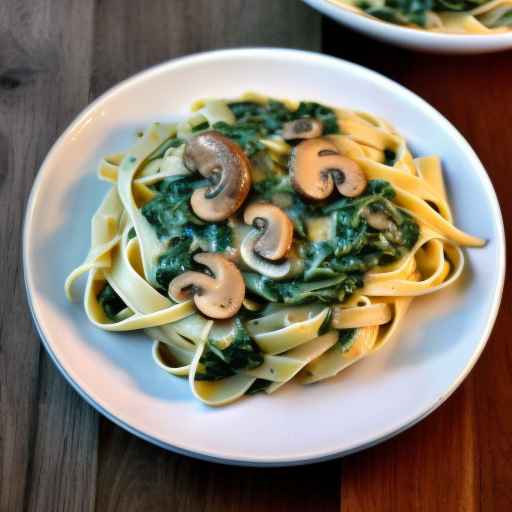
[0,1,99,511]
[321,19,512,512]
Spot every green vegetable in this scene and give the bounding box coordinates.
[196,319,264,381]
[142,177,205,240]
[146,136,184,162]
[246,379,272,395]
[243,273,280,302]
[97,284,126,320]
[217,99,340,157]
[192,121,210,132]
[294,102,340,135]
[130,97,422,388]
[339,329,357,352]
[155,239,194,290]
[141,176,233,289]
[127,227,136,240]
[252,174,313,237]
[318,307,334,335]
[357,0,491,28]
[195,348,234,381]
[384,149,396,166]
[242,179,418,306]
[212,121,264,157]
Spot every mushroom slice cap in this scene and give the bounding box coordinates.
[240,229,291,279]
[282,118,323,140]
[168,253,245,319]
[184,131,252,221]
[289,138,367,200]
[243,203,293,260]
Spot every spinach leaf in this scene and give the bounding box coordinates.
[318,306,334,335]
[384,149,397,166]
[397,213,420,249]
[146,136,184,162]
[294,101,340,135]
[243,273,280,302]
[358,0,432,26]
[221,99,340,156]
[196,318,264,381]
[253,175,313,237]
[97,284,126,320]
[339,329,357,352]
[195,348,235,381]
[246,379,272,395]
[155,239,195,290]
[209,318,263,370]
[142,175,234,290]
[357,0,488,28]
[212,121,264,157]
[142,176,205,240]
[199,223,232,253]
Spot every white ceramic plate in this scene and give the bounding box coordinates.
[303,0,512,54]
[24,48,505,466]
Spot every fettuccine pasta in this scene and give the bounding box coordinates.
[65,93,484,406]
[329,0,512,33]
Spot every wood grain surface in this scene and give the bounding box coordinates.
[0,1,510,511]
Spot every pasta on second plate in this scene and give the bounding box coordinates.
[329,0,512,33]
[65,93,484,406]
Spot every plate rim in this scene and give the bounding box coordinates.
[23,47,506,466]
[302,0,512,52]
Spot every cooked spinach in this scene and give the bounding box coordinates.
[218,99,340,156]
[155,239,195,289]
[243,272,280,302]
[293,102,340,135]
[252,174,313,237]
[318,307,334,335]
[141,176,233,290]
[114,97,423,389]
[384,149,396,166]
[246,379,272,395]
[196,318,264,381]
[357,0,491,27]
[242,179,418,305]
[339,329,357,352]
[142,176,205,240]
[97,283,126,320]
[146,136,184,162]
[212,121,265,157]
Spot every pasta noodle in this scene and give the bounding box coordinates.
[65,93,484,406]
[328,0,512,34]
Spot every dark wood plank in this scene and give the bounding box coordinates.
[97,422,341,512]
[90,2,337,511]
[90,0,322,98]
[0,1,99,511]
[321,18,512,512]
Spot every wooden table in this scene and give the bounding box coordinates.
[1,1,510,510]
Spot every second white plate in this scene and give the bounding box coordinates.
[303,0,512,54]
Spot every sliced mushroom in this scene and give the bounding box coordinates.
[240,231,291,279]
[184,131,251,221]
[240,203,293,279]
[168,253,245,319]
[282,118,323,140]
[289,138,367,200]
[243,203,293,260]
